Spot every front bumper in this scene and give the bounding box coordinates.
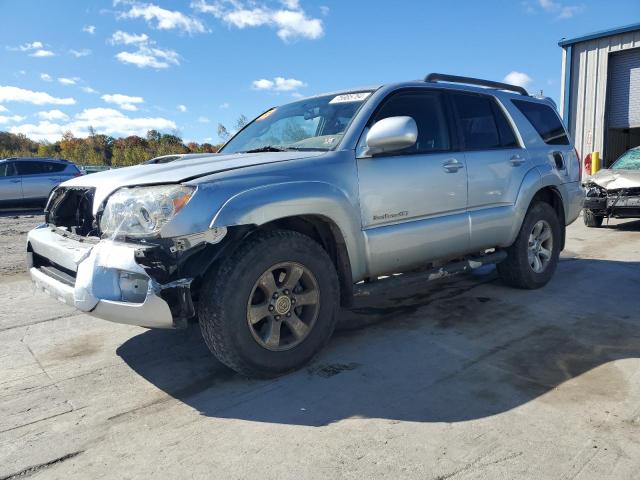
[27,225,177,328]
[583,195,640,218]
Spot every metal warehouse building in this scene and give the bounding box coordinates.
[559,22,640,167]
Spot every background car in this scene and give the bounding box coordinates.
[583,146,640,227]
[0,157,82,207]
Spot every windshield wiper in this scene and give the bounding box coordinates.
[242,146,288,153]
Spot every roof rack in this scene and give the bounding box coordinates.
[424,73,529,96]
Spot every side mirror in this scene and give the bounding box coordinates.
[365,116,417,156]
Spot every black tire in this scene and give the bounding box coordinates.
[497,202,561,289]
[583,209,604,228]
[198,230,339,378]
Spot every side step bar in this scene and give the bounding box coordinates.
[353,250,507,298]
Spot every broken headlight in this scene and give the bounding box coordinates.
[100,185,195,238]
[584,182,606,197]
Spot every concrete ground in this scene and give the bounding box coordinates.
[1,211,640,479]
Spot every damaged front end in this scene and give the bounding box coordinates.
[583,179,640,219]
[28,185,239,329]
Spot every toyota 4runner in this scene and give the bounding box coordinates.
[27,74,584,377]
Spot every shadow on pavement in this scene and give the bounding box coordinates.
[117,257,640,426]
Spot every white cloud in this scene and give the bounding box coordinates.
[9,108,176,142]
[109,31,149,45]
[0,115,26,124]
[30,49,55,57]
[115,45,180,69]
[40,73,52,82]
[10,41,43,52]
[252,76,306,92]
[197,116,210,123]
[102,93,144,111]
[58,77,79,86]
[0,105,8,112]
[37,109,69,121]
[83,25,96,34]
[0,85,75,105]
[219,102,230,109]
[119,2,207,34]
[82,86,99,94]
[535,0,584,19]
[192,0,323,41]
[178,104,187,112]
[503,71,533,88]
[69,49,92,57]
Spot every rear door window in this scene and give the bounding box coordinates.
[451,93,501,150]
[512,100,569,145]
[15,161,46,175]
[492,103,519,148]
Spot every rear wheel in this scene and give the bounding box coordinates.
[497,202,561,289]
[583,209,604,228]
[198,230,339,377]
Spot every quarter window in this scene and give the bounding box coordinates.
[451,93,501,150]
[512,100,569,145]
[372,91,451,154]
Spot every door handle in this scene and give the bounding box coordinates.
[510,155,525,166]
[442,158,464,173]
[10,179,21,183]
[48,177,58,181]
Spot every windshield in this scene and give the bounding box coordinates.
[220,92,372,154]
[611,148,640,170]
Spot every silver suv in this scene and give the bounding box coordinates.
[1,157,81,206]
[27,74,584,377]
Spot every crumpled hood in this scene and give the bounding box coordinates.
[59,151,324,211]
[588,169,640,190]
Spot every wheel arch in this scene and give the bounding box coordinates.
[255,215,354,307]
[210,181,367,301]
[509,167,567,250]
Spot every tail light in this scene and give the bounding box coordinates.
[583,153,592,178]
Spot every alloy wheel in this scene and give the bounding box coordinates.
[246,262,320,351]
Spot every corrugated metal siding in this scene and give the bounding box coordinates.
[566,29,640,162]
[608,48,640,128]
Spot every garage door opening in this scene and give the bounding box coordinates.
[605,47,640,166]
[606,127,640,166]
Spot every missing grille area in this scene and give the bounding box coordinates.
[46,187,98,236]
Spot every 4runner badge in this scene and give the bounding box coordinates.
[373,211,409,221]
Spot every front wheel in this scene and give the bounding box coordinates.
[583,209,604,228]
[198,230,339,378]
[497,202,561,289]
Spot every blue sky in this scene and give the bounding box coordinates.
[0,0,638,144]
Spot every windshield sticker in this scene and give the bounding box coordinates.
[256,108,276,121]
[329,92,371,104]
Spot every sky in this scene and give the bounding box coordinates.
[0,0,639,144]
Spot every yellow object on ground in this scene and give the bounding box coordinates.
[591,151,601,174]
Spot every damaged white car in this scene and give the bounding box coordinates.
[583,147,640,227]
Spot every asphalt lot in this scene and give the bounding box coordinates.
[1,212,640,479]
